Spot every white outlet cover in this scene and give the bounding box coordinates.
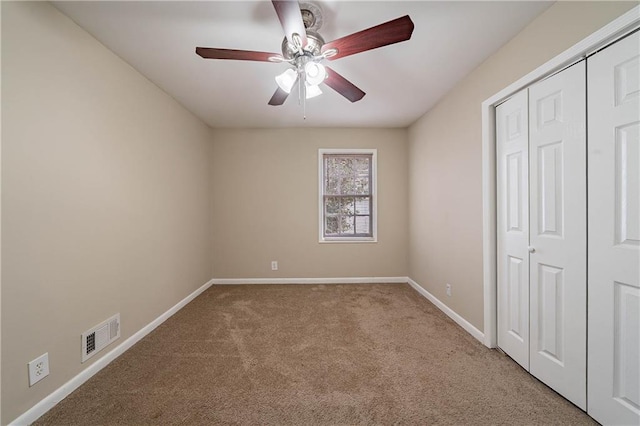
[28,352,50,386]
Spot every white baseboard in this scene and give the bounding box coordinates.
[9,278,215,426]
[406,278,485,343]
[211,276,408,285]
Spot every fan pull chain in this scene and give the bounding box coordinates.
[301,68,307,120]
[298,71,302,107]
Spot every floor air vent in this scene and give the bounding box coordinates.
[81,313,120,363]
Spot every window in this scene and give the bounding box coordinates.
[319,149,377,242]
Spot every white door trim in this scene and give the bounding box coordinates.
[481,6,640,348]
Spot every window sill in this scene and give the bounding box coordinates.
[319,237,377,244]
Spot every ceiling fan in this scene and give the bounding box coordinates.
[195,1,414,107]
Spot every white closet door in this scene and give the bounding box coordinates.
[496,90,530,369]
[588,31,640,426]
[529,61,587,410]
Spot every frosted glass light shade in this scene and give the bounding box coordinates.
[275,68,297,93]
[305,84,322,99]
[304,62,326,86]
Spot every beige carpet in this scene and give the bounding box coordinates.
[36,284,594,425]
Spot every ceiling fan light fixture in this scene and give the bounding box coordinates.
[275,68,297,93]
[304,61,326,86]
[305,83,322,99]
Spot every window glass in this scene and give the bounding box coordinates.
[320,150,376,241]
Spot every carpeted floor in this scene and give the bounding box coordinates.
[36,284,594,425]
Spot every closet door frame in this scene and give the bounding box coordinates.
[481,6,640,349]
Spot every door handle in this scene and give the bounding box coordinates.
[528,246,536,253]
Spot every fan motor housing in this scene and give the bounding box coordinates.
[281,31,325,60]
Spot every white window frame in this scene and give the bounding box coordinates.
[318,148,378,243]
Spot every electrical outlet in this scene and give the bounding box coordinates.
[446,283,452,297]
[28,352,50,386]
[271,261,278,271]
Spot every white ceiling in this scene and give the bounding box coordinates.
[53,1,552,128]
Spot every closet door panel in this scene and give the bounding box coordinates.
[496,90,530,369]
[588,31,640,426]
[529,61,587,410]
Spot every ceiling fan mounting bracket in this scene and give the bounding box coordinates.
[299,2,323,31]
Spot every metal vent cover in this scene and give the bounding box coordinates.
[81,313,121,363]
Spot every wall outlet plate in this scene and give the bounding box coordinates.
[446,283,452,297]
[271,261,278,271]
[28,352,50,386]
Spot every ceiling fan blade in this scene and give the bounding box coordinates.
[272,0,307,48]
[268,87,290,106]
[324,67,365,103]
[321,15,414,61]
[268,75,299,106]
[196,47,282,62]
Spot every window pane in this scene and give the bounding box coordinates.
[325,173,339,195]
[340,197,354,215]
[339,175,355,195]
[340,216,355,234]
[326,216,339,234]
[325,155,371,196]
[325,197,339,214]
[326,156,340,171]
[355,197,370,214]
[355,157,370,194]
[355,216,370,234]
[325,157,340,195]
[340,157,354,175]
[354,176,369,195]
[354,157,370,173]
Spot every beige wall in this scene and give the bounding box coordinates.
[0,2,3,423]
[407,1,636,331]
[211,128,408,279]
[1,2,212,423]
